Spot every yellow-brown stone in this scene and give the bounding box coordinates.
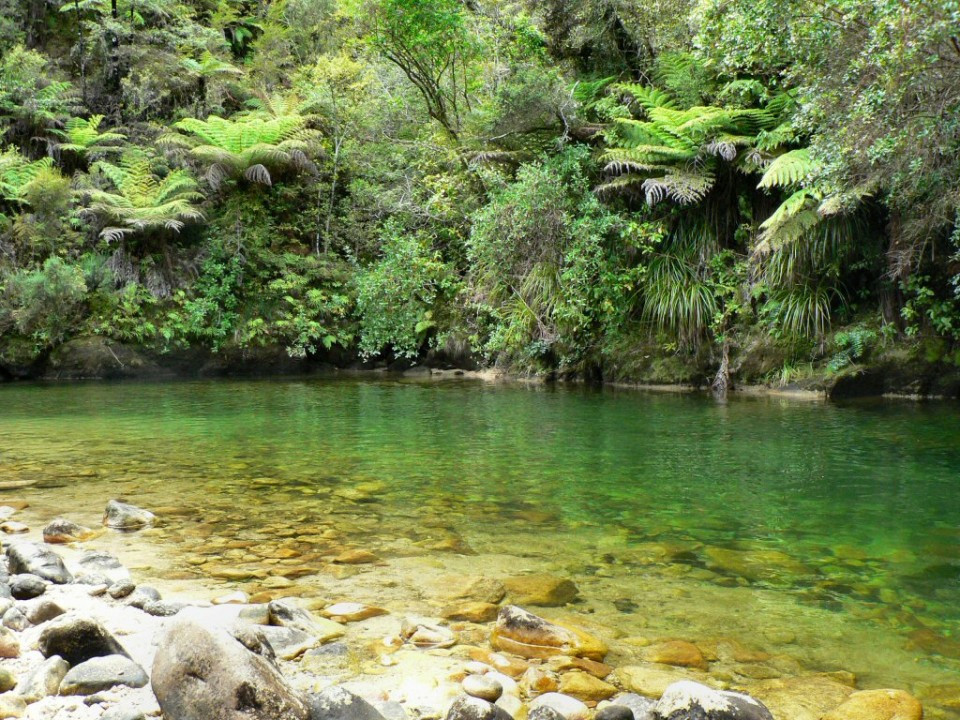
[504,575,579,607]
[822,689,922,720]
[641,640,707,670]
[558,672,617,701]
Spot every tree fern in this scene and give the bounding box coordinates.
[0,149,57,203]
[53,115,126,158]
[83,151,204,241]
[163,115,319,190]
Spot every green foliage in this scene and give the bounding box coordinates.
[53,115,127,158]
[167,114,319,189]
[84,151,205,242]
[828,326,878,372]
[356,220,457,359]
[1,258,87,347]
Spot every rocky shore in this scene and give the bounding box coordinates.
[0,500,936,720]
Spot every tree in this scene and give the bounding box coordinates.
[299,52,373,255]
[368,0,478,143]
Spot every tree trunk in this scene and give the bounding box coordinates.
[712,341,731,399]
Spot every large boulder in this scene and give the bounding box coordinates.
[38,615,129,665]
[151,615,310,720]
[45,336,160,380]
[307,686,387,720]
[5,543,72,584]
[102,500,155,530]
[490,606,607,661]
[653,681,773,720]
[59,655,148,695]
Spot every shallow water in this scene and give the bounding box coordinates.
[1,377,959,708]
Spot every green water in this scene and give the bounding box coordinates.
[1,377,959,707]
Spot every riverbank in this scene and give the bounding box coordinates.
[2,334,960,402]
[0,500,942,720]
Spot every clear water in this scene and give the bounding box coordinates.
[1,377,959,711]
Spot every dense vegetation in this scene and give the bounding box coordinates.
[1,0,958,390]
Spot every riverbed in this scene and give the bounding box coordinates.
[1,376,958,715]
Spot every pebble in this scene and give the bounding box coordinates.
[10,574,47,600]
[463,674,503,702]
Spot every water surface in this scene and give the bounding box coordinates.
[1,377,959,709]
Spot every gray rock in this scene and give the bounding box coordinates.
[653,681,774,720]
[528,708,565,720]
[101,709,147,720]
[126,586,161,609]
[24,599,66,625]
[530,694,588,720]
[5,542,73,584]
[267,598,323,635]
[0,597,12,616]
[308,686,387,720]
[151,615,310,720]
[0,666,16,693]
[258,625,317,660]
[3,606,29,631]
[445,696,513,720]
[16,655,69,703]
[596,707,633,720]
[59,654,149,695]
[9,574,46,600]
[103,500,155,530]
[0,625,20,658]
[42,518,93,544]
[38,615,129,665]
[373,701,408,720]
[108,580,135,599]
[463,675,503,702]
[143,599,189,617]
[606,694,655,720]
[78,550,131,584]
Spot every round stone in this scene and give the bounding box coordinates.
[464,674,503,702]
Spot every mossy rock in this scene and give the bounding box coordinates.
[45,336,163,380]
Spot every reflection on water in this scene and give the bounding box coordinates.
[1,377,959,708]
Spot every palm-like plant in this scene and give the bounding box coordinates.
[83,151,205,242]
[163,115,319,190]
[0,149,57,203]
[52,115,126,158]
[181,52,244,114]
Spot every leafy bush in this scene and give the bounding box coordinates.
[1,258,87,347]
[356,220,458,359]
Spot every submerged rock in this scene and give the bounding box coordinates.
[102,500,155,530]
[5,543,72,584]
[558,672,617,701]
[59,655,148,695]
[503,575,579,607]
[653,681,773,720]
[400,618,457,649]
[38,615,129,665]
[78,550,131,584]
[43,518,95,544]
[745,675,854,720]
[821,689,923,720]
[641,640,708,670]
[490,606,607,661]
[442,602,500,623]
[321,602,388,622]
[152,615,310,720]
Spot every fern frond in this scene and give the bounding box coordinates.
[758,149,815,189]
